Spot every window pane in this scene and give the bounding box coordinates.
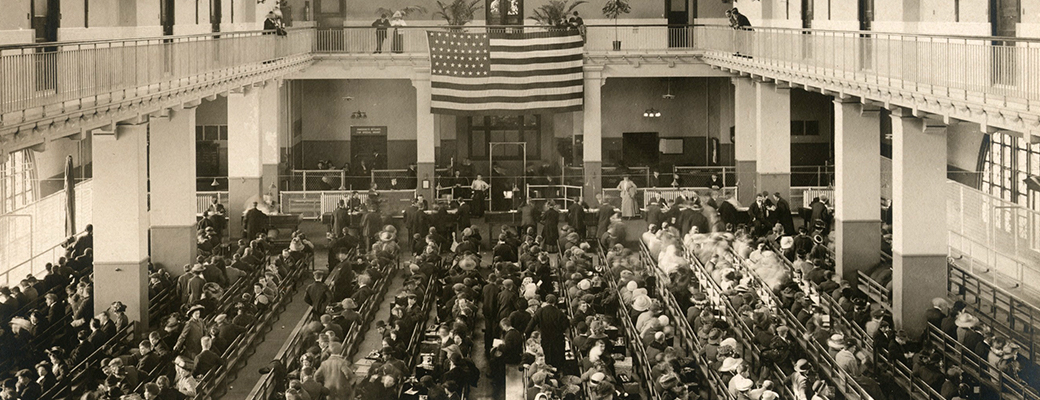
[472,131,487,157]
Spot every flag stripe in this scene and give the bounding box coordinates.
[432,85,583,99]
[433,98,583,111]
[489,54,583,64]
[432,79,585,91]
[432,72,582,85]
[489,35,584,47]
[489,41,584,52]
[490,48,583,59]
[432,104,584,116]
[486,67,584,77]
[432,92,583,104]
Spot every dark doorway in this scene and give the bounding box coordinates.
[990,0,1019,85]
[665,0,689,47]
[211,0,222,32]
[351,133,388,171]
[857,0,874,70]
[857,0,873,30]
[30,0,59,92]
[801,0,813,28]
[622,132,660,168]
[161,0,175,35]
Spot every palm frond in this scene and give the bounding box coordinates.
[433,0,483,26]
[528,0,587,26]
[377,5,429,18]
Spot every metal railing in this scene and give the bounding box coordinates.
[195,191,229,215]
[0,28,314,116]
[696,25,1040,104]
[948,260,1040,364]
[313,24,706,55]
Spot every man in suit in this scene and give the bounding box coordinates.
[567,197,587,239]
[456,199,471,237]
[482,278,501,355]
[490,317,525,398]
[360,206,382,250]
[771,192,796,236]
[332,200,350,239]
[645,196,663,227]
[497,280,520,325]
[372,14,390,53]
[810,195,832,235]
[244,202,268,241]
[748,192,769,236]
[525,294,570,370]
[519,199,541,236]
[305,270,332,317]
[493,237,517,263]
[595,194,614,239]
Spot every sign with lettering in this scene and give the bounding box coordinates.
[350,126,387,136]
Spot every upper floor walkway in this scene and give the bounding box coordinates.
[1,24,1038,156]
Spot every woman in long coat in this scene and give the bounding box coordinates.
[618,176,639,219]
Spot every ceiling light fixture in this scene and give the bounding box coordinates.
[643,108,661,118]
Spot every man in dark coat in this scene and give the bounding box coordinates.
[493,238,517,263]
[771,192,796,236]
[809,196,832,235]
[482,279,501,355]
[645,198,663,227]
[525,294,570,370]
[596,195,615,239]
[567,197,587,239]
[244,202,268,241]
[360,206,382,250]
[456,199,471,236]
[372,14,390,53]
[497,280,520,323]
[332,200,350,238]
[304,270,332,317]
[540,202,560,252]
[748,193,769,236]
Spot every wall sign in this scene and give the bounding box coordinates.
[351,126,387,136]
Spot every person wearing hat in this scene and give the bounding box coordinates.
[926,297,949,329]
[185,264,207,304]
[954,312,979,343]
[525,294,570,370]
[888,329,912,366]
[175,305,207,358]
[315,342,355,400]
[787,359,813,400]
[15,368,41,400]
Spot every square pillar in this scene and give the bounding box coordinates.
[414,72,436,200]
[754,80,791,200]
[149,107,198,276]
[890,108,948,338]
[732,77,757,205]
[228,87,263,239]
[583,67,604,202]
[834,99,882,284]
[92,121,150,327]
[259,82,281,199]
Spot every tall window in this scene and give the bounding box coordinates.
[1,149,38,214]
[468,115,541,159]
[981,132,1040,211]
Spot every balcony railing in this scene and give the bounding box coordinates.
[0,28,314,116]
[312,24,702,54]
[695,25,1040,104]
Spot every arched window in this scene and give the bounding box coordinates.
[1,149,38,214]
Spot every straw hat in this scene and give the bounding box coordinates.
[632,295,653,312]
[955,313,979,328]
[719,357,742,372]
[733,376,754,392]
[720,337,738,350]
[827,334,846,350]
[578,279,592,291]
[780,237,794,250]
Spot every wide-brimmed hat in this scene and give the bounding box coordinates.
[827,333,845,350]
[794,359,810,372]
[658,373,679,390]
[719,357,742,372]
[720,337,738,350]
[578,279,592,291]
[191,264,206,273]
[632,295,652,312]
[341,298,358,309]
[955,313,979,328]
[733,376,754,392]
[458,258,477,271]
[186,305,206,316]
[780,237,794,249]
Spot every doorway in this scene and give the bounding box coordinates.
[990,0,1019,85]
[211,0,222,32]
[665,0,689,47]
[801,0,813,28]
[622,132,660,168]
[30,0,59,91]
[161,0,175,35]
[857,0,875,70]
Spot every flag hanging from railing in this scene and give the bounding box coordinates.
[426,29,584,115]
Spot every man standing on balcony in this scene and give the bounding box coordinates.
[372,14,390,53]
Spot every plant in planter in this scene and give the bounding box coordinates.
[529,0,588,28]
[433,0,483,30]
[602,0,631,50]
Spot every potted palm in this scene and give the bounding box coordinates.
[433,0,483,31]
[530,0,587,28]
[602,0,631,50]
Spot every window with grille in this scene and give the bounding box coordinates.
[467,115,541,160]
[981,132,1040,210]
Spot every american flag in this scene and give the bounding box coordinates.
[427,29,584,115]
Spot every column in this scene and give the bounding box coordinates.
[833,99,882,284]
[92,121,150,326]
[414,72,436,200]
[890,107,948,338]
[228,87,263,239]
[754,80,791,200]
[732,77,757,205]
[583,67,604,203]
[259,82,281,200]
[149,107,198,275]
